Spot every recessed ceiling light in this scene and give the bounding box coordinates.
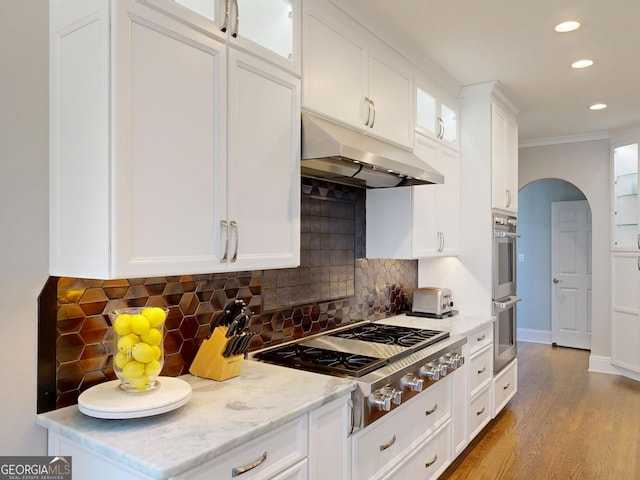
[589,103,607,111]
[555,20,581,33]
[571,59,594,69]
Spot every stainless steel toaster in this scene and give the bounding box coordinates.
[412,287,454,316]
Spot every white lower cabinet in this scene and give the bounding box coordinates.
[351,376,452,480]
[386,420,452,480]
[46,394,353,480]
[493,358,518,417]
[468,384,492,440]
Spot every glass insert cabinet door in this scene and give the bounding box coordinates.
[173,0,295,61]
[613,143,639,249]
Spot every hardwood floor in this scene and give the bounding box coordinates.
[441,341,640,480]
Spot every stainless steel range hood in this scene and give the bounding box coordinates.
[301,112,444,188]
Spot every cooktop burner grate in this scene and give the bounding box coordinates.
[327,323,449,348]
[255,344,388,377]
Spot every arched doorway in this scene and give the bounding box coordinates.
[517,178,592,347]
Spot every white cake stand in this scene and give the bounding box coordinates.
[77,376,192,419]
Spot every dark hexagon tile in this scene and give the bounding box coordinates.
[179,338,199,364]
[179,316,199,340]
[124,284,149,307]
[57,278,86,304]
[57,362,84,392]
[57,391,80,409]
[162,353,183,377]
[57,317,84,335]
[179,292,199,316]
[164,331,182,355]
[57,334,85,363]
[165,306,182,330]
[163,282,184,306]
[195,302,214,326]
[79,370,109,392]
[79,315,109,344]
[79,345,108,374]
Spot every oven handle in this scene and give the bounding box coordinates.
[494,296,521,310]
[494,231,521,239]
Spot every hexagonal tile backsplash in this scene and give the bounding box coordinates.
[41,179,418,410]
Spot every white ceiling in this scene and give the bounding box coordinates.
[342,0,640,144]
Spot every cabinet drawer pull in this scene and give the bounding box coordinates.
[369,98,376,128]
[425,453,438,468]
[220,0,230,32]
[379,434,396,451]
[230,220,239,262]
[476,406,485,416]
[364,97,372,126]
[503,383,510,390]
[231,451,267,477]
[425,403,438,416]
[221,220,229,262]
[231,0,239,38]
[477,334,486,341]
[477,366,486,375]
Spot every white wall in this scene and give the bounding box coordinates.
[517,179,587,338]
[519,140,610,357]
[0,0,49,454]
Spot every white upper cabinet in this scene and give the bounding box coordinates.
[302,0,413,148]
[143,0,301,74]
[366,134,459,259]
[50,0,299,279]
[491,100,519,213]
[415,75,459,149]
[612,142,640,250]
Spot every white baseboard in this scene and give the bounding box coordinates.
[517,328,551,344]
[589,355,640,382]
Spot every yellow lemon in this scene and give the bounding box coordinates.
[144,360,161,377]
[129,376,150,391]
[141,307,167,328]
[131,342,155,363]
[121,361,145,379]
[140,328,162,346]
[114,351,130,370]
[117,333,139,353]
[151,345,162,360]
[130,314,150,335]
[113,314,132,336]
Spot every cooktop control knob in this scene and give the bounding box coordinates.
[437,363,448,376]
[368,391,392,411]
[440,353,461,369]
[400,373,424,392]
[379,386,402,405]
[452,352,465,367]
[419,363,441,381]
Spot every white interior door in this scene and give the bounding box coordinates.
[551,200,592,349]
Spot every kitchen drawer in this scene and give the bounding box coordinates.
[469,344,493,397]
[182,416,307,480]
[468,384,492,441]
[386,420,452,480]
[352,377,451,480]
[466,324,494,355]
[494,358,518,416]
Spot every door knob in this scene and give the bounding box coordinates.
[553,278,560,284]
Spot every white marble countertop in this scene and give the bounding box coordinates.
[36,360,356,479]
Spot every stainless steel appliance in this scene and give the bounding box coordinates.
[493,212,521,373]
[410,287,455,317]
[253,319,466,430]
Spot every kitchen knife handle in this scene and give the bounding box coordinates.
[221,220,229,262]
[231,451,267,477]
[230,220,239,262]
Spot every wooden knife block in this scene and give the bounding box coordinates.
[189,326,244,381]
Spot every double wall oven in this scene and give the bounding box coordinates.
[493,212,520,373]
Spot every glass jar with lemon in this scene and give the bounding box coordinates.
[108,307,168,393]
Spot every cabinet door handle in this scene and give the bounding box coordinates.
[231,0,239,38]
[425,453,438,468]
[364,97,372,127]
[231,451,267,477]
[477,334,486,342]
[379,434,396,451]
[477,366,486,375]
[425,403,438,415]
[438,117,444,139]
[503,383,510,390]
[230,220,239,262]
[506,189,512,207]
[220,0,230,32]
[440,232,445,252]
[476,406,485,416]
[369,98,376,128]
[221,220,229,262]
[637,234,640,250]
